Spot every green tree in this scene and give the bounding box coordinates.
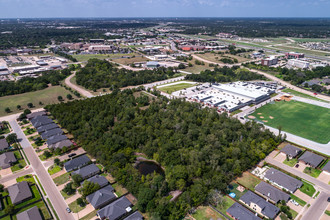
[54,158,60,165]
[43,150,52,158]
[79,180,100,197]
[58,96,63,101]
[27,103,33,108]
[16,105,21,110]
[77,197,85,207]
[6,133,17,144]
[4,204,15,215]
[71,174,83,186]
[63,182,75,195]
[66,94,73,100]
[5,107,11,113]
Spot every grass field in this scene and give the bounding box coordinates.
[303,167,322,178]
[184,58,214,74]
[195,52,250,64]
[290,194,307,206]
[215,196,235,219]
[0,86,77,117]
[192,206,225,220]
[48,165,62,175]
[158,83,196,94]
[236,172,261,191]
[283,158,298,167]
[282,88,329,103]
[300,181,316,197]
[72,53,138,62]
[68,198,86,213]
[249,100,330,144]
[53,172,70,186]
[114,56,149,65]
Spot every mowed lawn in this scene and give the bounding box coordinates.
[0,86,76,117]
[250,101,330,144]
[158,83,196,94]
[72,53,138,62]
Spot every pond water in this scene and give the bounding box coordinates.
[136,161,164,176]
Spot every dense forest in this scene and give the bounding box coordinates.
[76,59,177,90]
[47,89,280,219]
[185,66,265,83]
[243,63,330,94]
[0,69,71,97]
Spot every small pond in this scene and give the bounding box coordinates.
[136,161,164,176]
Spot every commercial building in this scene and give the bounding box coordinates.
[261,56,278,66]
[285,52,304,59]
[146,61,160,68]
[287,59,310,69]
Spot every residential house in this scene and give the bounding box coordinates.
[82,175,109,188]
[48,139,73,150]
[298,151,325,168]
[64,155,91,172]
[123,211,144,220]
[0,152,17,169]
[26,111,46,120]
[16,206,43,220]
[280,144,302,159]
[255,181,290,204]
[46,134,68,146]
[240,190,279,219]
[322,161,330,174]
[226,202,261,220]
[264,168,303,193]
[72,164,100,180]
[41,128,63,140]
[36,123,59,133]
[86,185,117,209]
[8,181,32,205]
[97,196,133,220]
[31,116,53,128]
[0,139,9,151]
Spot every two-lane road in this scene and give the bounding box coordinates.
[302,191,330,220]
[9,120,75,220]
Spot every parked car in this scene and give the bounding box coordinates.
[290,199,299,206]
[66,208,71,213]
[295,164,299,168]
[327,197,330,202]
[68,153,76,158]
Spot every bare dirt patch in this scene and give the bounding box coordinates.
[263,120,268,122]
[248,115,256,119]
[257,113,262,115]
[269,116,274,119]
[260,116,264,118]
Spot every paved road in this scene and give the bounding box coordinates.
[301,191,330,220]
[9,120,75,220]
[0,167,33,184]
[265,156,330,192]
[65,73,94,98]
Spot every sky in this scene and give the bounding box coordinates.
[0,0,330,18]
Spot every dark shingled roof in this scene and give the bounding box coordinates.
[31,116,53,128]
[8,181,32,205]
[16,206,43,220]
[46,134,68,145]
[299,151,325,168]
[0,139,9,151]
[280,144,302,158]
[82,175,109,188]
[97,196,132,220]
[36,123,59,133]
[264,168,303,193]
[123,211,144,220]
[48,139,72,149]
[240,191,279,219]
[227,202,261,220]
[0,152,17,169]
[26,111,46,120]
[86,185,117,209]
[322,161,330,173]
[41,128,63,140]
[72,164,100,179]
[64,155,90,172]
[255,181,290,203]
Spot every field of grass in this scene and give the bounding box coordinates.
[272,45,330,57]
[11,151,26,172]
[192,206,225,220]
[68,198,86,213]
[282,88,329,103]
[303,167,322,178]
[227,182,247,199]
[48,165,62,175]
[112,183,128,197]
[236,172,261,191]
[0,86,77,117]
[290,194,307,206]
[53,172,70,186]
[184,58,214,74]
[249,100,330,144]
[195,52,250,64]
[16,174,35,184]
[300,181,316,197]
[283,158,298,167]
[215,196,235,219]
[158,83,196,94]
[72,53,138,62]
[114,56,149,65]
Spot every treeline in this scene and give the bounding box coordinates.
[46,89,280,219]
[0,69,71,97]
[53,51,77,62]
[76,59,177,90]
[185,66,264,82]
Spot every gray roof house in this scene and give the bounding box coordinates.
[123,211,144,220]
[0,152,17,169]
[0,139,9,151]
[26,111,46,120]
[255,181,290,204]
[86,185,117,209]
[46,134,68,145]
[8,181,32,205]
[36,123,59,133]
[16,206,42,220]
[31,116,53,128]
[280,144,302,158]
[298,151,325,168]
[240,190,279,219]
[264,168,303,193]
[322,161,330,174]
[48,139,72,150]
[82,175,109,188]
[64,155,91,172]
[97,196,133,220]
[41,128,63,140]
[227,202,261,220]
[72,164,100,180]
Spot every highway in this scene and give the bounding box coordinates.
[9,119,75,220]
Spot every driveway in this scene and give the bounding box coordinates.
[294,189,312,203]
[0,167,12,176]
[287,200,303,213]
[274,152,286,163]
[77,204,95,219]
[318,172,330,185]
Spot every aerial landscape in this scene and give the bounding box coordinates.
[0,1,330,220]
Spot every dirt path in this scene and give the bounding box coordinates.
[65,73,94,98]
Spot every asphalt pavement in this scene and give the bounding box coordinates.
[302,191,330,220]
[0,167,33,184]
